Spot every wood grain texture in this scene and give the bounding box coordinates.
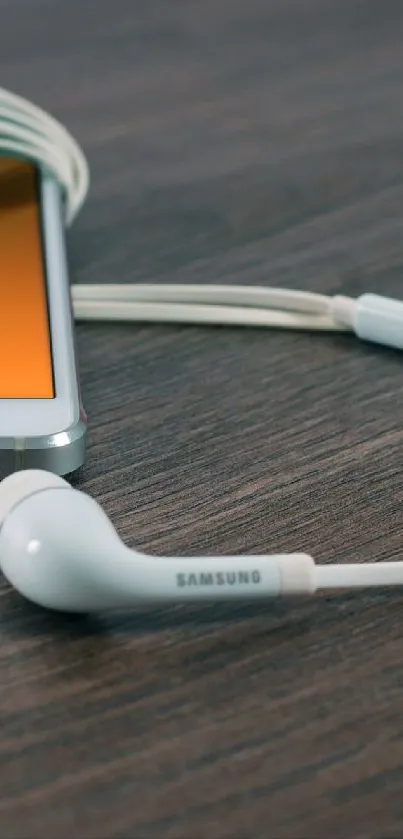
[1,0,403,836]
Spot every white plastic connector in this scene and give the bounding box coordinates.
[354,293,403,351]
[331,293,403,351]
[277,553,316,595]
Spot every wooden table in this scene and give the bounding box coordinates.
[1,1,403,836]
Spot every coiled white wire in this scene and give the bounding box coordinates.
[0,86,88,224]
[0,86,353,334]
[72,283,350,331]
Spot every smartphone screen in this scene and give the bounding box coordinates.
[0,157,54,398]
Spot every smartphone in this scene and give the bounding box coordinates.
[0,156,86,477]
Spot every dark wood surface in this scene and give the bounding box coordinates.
[1,1,403,836]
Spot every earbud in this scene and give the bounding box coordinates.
[1,470,403,613]
[0,469,316,611]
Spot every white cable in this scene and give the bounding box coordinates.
[72,283,331,313]
[72,284,354,331]
[0,87,354,334]
[1,87,403,349]
[0,87,89,223]
[73,298,347,331]
[315,562,403,589]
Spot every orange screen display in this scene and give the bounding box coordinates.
[0,157,54,398]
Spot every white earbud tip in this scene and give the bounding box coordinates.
[0,469,69,526]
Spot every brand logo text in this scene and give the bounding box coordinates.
[176,570,261,587]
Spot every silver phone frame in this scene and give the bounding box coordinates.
[0,167,86,477]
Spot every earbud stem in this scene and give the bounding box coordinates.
[100,550,316,609]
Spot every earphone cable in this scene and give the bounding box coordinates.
[1,86,402,351]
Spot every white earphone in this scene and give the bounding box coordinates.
[1,468,403,613]
[1,86,403,614]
